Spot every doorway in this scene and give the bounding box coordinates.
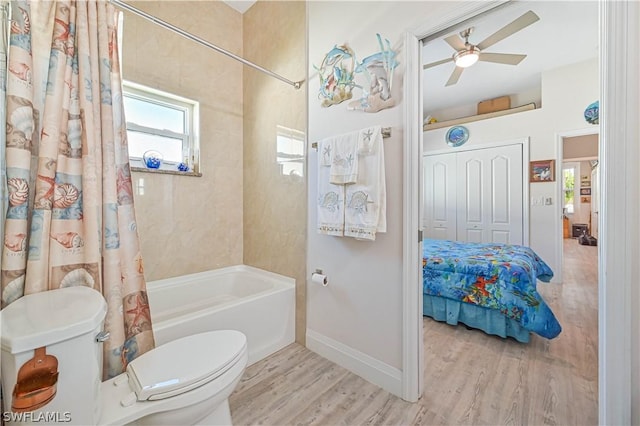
[557,129,600,282]
[403,3,637,423]
[408,0,604,422]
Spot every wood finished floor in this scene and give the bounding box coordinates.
[229,239,598,425]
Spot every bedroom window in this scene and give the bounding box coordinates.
[122,81,200,175]
[563,166,575,214]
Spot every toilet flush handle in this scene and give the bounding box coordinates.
[96,331,110,343]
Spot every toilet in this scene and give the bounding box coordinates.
[0,286,248,425]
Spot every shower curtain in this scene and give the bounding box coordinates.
[1,0,154,379]
[1,1,8,251]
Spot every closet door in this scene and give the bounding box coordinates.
[456,144,523,244]
[423,153,457,240]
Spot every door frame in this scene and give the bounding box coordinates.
[402,1,638,423]
[401,0,509,402]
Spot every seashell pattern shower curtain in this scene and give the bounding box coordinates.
[1,0,155,379]
[1,1,8,249]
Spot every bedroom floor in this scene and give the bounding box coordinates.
[229,239,598,425]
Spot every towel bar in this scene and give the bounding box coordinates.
[311,127,392,150]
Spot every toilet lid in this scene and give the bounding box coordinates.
[126,330,246,401]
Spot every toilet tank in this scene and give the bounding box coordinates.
[1,287,107,425]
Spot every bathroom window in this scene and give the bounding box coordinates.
[123,81,200,174]
[276,125,305,177]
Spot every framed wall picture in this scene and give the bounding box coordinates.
[581,195,592,204]
[530,159,555,182]
[580,187,592,196]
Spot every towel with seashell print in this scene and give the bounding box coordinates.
[317,136,345,236]
[344,126,386,241]
[316,125,387,240]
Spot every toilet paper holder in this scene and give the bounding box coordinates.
[311,269,328,286]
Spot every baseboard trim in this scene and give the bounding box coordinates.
[306,329,402,397]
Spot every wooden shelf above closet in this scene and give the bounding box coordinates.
[423,103,537,131]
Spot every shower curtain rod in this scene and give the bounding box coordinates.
[108,0,304,90]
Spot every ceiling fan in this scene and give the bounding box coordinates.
[423,10,540,86]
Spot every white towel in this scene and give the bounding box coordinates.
[319,136,333,167]
[344,126,386,240]
[317,138,345,236]
[328,131,359,185]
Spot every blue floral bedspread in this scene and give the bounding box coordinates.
[423,239,561,339]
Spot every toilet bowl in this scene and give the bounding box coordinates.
[0,286,248,425]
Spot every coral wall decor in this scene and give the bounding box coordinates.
[348,34,399,113]
[315,44,357,107]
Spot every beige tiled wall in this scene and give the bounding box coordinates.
[122,1,244,281]
[243,1,307,344]
[122,1,307,343]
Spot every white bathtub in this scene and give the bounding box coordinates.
[147,265,295,366]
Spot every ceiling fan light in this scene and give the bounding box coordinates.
[454,48,480,68]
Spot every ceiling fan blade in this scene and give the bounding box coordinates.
[478,52,527,65]
[423,57,453,69]
[476,10,540,51]
[445,66,464,86]
[444,33,466,51]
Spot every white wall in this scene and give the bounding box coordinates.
[423,58,599,278]
[306,1,449,392]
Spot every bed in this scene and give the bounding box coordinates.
[422,238,561,343]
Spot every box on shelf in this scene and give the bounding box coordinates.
[477,96,511,115]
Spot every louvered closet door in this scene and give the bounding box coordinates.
[423,153,457,240]
[456,144,523,244]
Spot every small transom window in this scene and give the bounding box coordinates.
[276,125,305,177]
[123,81,199,174]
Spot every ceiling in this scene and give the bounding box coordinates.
[422,1,599,118]
[222,0,256,14]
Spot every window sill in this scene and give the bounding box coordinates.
[131,166,202,177]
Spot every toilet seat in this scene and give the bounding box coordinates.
[127,330,247,401]
[99,330,248,425]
